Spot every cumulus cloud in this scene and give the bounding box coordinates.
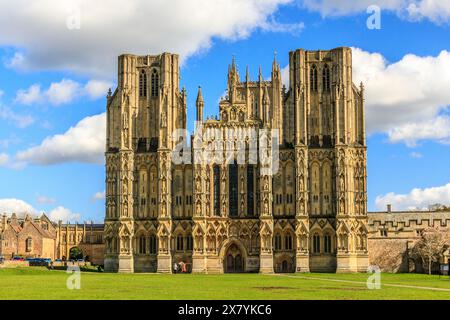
[0,198,37,215]
[0,105,35,128]
[0,198,82,222]
[84,80,113,99]
[36,195,56,205]
[15,84,43,105]
[48,206,81,222]
[352,48,450,146]
[375,183,450,211]
[15,112,106,165]
[0,153,8,166]
[388,116,450,147]
[15,79,112,106]
[299,0,450,24]
[92,190,105,202]
[45,79,80,105]
[0,0,298,77]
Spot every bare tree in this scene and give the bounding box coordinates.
[411,227,450,275]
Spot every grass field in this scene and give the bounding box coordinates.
[0,267,450,300]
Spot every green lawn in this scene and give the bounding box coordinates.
[0,267,449,300]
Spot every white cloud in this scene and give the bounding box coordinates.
[389,116,450,147]
[36,195,56,205]
[409,151,423,158]
[0,153,8,166]
[48,206,81,222]
[0,198,82,222]
[92,190,105,202]
[0,0,297,77]
[300,0,405,17]
[375,183,450,211]
[300,0,450,24]
[15,84,43,105]
[15,112,106,165]
[15,79,115,106]
[45,79,80,105]
[0,198,36,215]
[281,65,290,88]
[352,48,450,145]
[406,0,450,24]
[0,106,35,128]
[84,80,113,99]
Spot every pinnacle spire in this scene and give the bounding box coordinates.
[232,55,236,72]
[196,86,204,103]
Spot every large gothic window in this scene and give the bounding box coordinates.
[186,235,193,251]
[313,234,321,253]
[310,65,318,92]
[213,165,221,216]
[176,235,184,251]
[324,234,332,253]
[274,233,282,250]
[285,233,293,250]
[151,69,159,97]
[247,165,254,216]
[138,236,147,254]
[228,162,238,217]
[139,70,147,98]
[149,235,157,254]
[322,64,331,92]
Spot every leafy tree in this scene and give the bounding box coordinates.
[69,247,83,260]
[411,227,449,275]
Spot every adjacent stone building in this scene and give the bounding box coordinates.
[104,47,369,273]
[0,213,104,264]
[368,208,450,273]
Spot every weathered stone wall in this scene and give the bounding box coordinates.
[368,239,409,272]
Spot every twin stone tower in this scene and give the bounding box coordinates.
[104,47,369,273]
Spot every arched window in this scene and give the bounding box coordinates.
[176,235,184,251]
[313,234,320,253]
[247,165,254,216]
[285,233,293,250]
[324,234,332,253]
[186,235,193,251]
[151,69,159,97]
[274,233,282,250]
[229,161,238,217]
[322,64,330,92]
[26,237,33,252]
[139,70,147,98]
[310,65,318,92]
[213,165,221,216]
[138,235,147,254]
[149,235,157,254]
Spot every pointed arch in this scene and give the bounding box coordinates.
[310,64,318,92]
[322,64,330,92]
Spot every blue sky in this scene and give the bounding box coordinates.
[0,0,450,222]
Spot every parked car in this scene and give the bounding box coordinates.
[12,257,24,261]
[0,255,4,263]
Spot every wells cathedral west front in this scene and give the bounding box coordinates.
[104,47,369,273]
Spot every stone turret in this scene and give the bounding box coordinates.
[196,86,204,123]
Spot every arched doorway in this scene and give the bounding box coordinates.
[69,247,83,260]
[224,244,244,273]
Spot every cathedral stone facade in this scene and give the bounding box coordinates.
[104,47,369,273]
